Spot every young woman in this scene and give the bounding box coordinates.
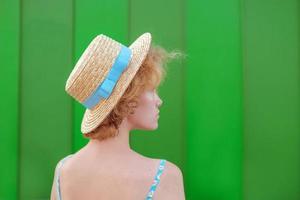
[50,33,185,200]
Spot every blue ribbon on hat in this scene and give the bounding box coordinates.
[82,45,132,109]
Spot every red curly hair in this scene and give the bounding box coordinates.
[83,45,177,140]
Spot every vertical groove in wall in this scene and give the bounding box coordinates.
[241,0,246,199]
[17,0,22,199]
[127,0,131,44]
[71,0,76,153]
[181,0,188,186]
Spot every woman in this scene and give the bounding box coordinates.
[50,33,185,199]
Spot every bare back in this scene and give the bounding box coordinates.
[51,150,185,200]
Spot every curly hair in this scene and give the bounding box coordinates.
[83,45,178,140]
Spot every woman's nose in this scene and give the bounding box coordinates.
[157,96,163,107]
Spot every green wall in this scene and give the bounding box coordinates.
[0,0,20,199]
[0,0,299,199]
[186,0,243,199]
[242,0,300,199]
[18,0,74,199]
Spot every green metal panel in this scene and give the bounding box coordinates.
[186,0,243,199]
[0,0,20,199]
[2,0,298,199]
[242,0,300,199]
[73,0,129,151]
[129,0,186,182]
[19,0,73,199]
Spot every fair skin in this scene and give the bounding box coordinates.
[50,89,185,200]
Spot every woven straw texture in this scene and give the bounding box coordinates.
[65,33,152,134]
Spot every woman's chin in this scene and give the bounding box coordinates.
[150,122,159,130]
[142,123,159,131]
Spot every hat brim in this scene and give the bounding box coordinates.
[80,32,152,134]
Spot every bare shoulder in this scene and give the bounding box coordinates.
[164,160,183,177]
[157,160,186,200]
[163,160,184,188]
[50,155,73,200]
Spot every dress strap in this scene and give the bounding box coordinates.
[145,159,166,200]
[55,154,73,200]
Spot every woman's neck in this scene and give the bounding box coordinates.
[83,118,135,157]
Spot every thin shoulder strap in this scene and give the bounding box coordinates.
[146,159,166,200]
[55,155,73,200]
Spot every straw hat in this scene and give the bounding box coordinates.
[65,32,152,134]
